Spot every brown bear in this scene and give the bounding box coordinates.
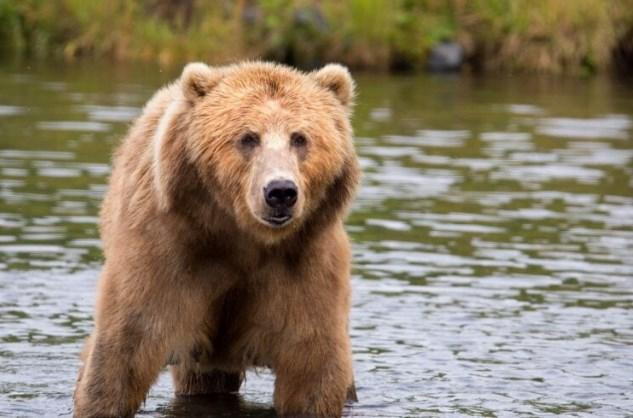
[73,61,360,418]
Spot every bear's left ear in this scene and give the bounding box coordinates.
[181,62,225,102]
[311,64,355,109]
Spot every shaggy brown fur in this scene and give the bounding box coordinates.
[73,61,360,418]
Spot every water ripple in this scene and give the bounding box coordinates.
[0,68,632,417]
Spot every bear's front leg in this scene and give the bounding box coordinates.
[74,265,213,418]
[273,333,354,418]
[74,326,168,417]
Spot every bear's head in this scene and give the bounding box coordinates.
[153,62,359,244]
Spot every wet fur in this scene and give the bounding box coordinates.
[73,62,360,417]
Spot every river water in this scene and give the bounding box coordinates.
[1,62,632,417]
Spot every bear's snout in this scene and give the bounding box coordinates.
[264,179,297,209]
[263,179,297,225]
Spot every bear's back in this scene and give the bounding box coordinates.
[99,83,180,249]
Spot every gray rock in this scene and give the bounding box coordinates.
[427,40,464,73]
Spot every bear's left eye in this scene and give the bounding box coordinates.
[290,132,308,148]
[239,132,260,149]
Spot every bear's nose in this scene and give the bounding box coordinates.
[264,180,298,209]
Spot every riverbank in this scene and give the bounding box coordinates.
[1,0,632,75]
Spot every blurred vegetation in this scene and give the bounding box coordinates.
[1,0,633,74]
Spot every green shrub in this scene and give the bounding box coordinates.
[0,0,631,74]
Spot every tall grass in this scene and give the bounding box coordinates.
[1,0,632,74]
[458,0,633,74]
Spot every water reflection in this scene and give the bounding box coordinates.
[0,63,632,416]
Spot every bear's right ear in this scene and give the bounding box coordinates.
[181,62,224,102]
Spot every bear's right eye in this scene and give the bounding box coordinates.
[239,132,260,149]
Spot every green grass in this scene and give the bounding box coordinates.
[1,0,632,74]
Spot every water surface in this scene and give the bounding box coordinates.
[1,62,632,417]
